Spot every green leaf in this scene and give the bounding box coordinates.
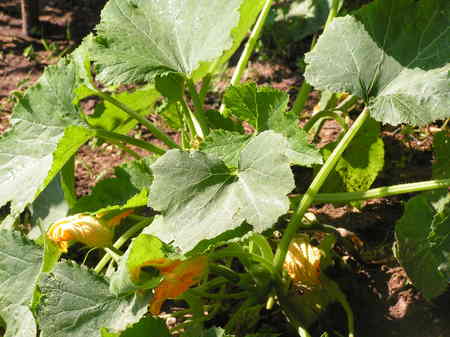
[147,131,294,252]
[432,131,450,179]
[269,0,343,42]
[0,230,42,305]
[110,234,166,296]
[71,157,154,214]
[320,118,384,195]
[0,303,37,337]
[304,0,450,126]
[395,191,450,299]
[38,262,151,337]
[192,0,266,80]
[0,60,94,224]
[87,86,160,136]
[224,83,322,167]
[102,316,170,337]
[72,34,97,91]
[155,73,185,102]
[200,130,252,168]
[205,110,244,133]
[92,0,244,85]
[28,174,70,239]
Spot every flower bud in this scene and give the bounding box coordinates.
[283,236,322,288]
[47,214,114,252]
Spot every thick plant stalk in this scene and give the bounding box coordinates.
[290,178,450,204]
[274,108,370,270]
[21,0,40,36]
[219,0,274,113]
[96,91,179,149]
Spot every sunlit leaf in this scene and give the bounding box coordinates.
[305,0,450,126]
[38,262,151,337]
[91,0,244,85]
[147,131,294,252]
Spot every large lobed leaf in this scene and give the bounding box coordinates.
[38,262,151,337]
[91,0,244,85]
[395,191,450,299]
[305,0,450,126]
[147,131,294,252]
[0,60,94,225]
[192,0,266,80]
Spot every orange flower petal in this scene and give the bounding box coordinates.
[149,256,207,314]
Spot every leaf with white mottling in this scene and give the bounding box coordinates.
[147,131,294,252]
[305,0,450,126]
[92,0,244,85]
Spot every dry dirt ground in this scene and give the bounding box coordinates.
[0,1,449,337]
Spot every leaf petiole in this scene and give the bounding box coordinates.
[95,129,166,155]
[274,108,370,271]
[95,90,179,149]
[219,0,274,113]
[290,178,450,204]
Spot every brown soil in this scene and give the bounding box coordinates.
[0,1,448,337]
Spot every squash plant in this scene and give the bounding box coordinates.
[0,0,449,336]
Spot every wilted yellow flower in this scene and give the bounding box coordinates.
[149,256,208,315]
[47,213,114,252]
[284,236,322,288]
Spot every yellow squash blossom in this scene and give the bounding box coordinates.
[47,210,133,252]
[283,236,322,288]
[149,256,208,315]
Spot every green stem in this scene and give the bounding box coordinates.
[210,248,275,275]
[104,247,122,263]
[94,218,151,273]
[199,74,212,106]
[179,98,203,140]
[230,0,273,86]
[187,79,204,114]
[336,94,359,112]
[189,288,249,300]
[274,108,370,271]
[108,140,142,160]
[290,80,312,117]
[95,129,166,155]
[325,0,340,27]
[303,110,348,133]
[290,178,450,204]
[95,91,179,149]
[186,80,209,137]
[219,0,274,113]
[290,0,340,116]
[209,264,241,283]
